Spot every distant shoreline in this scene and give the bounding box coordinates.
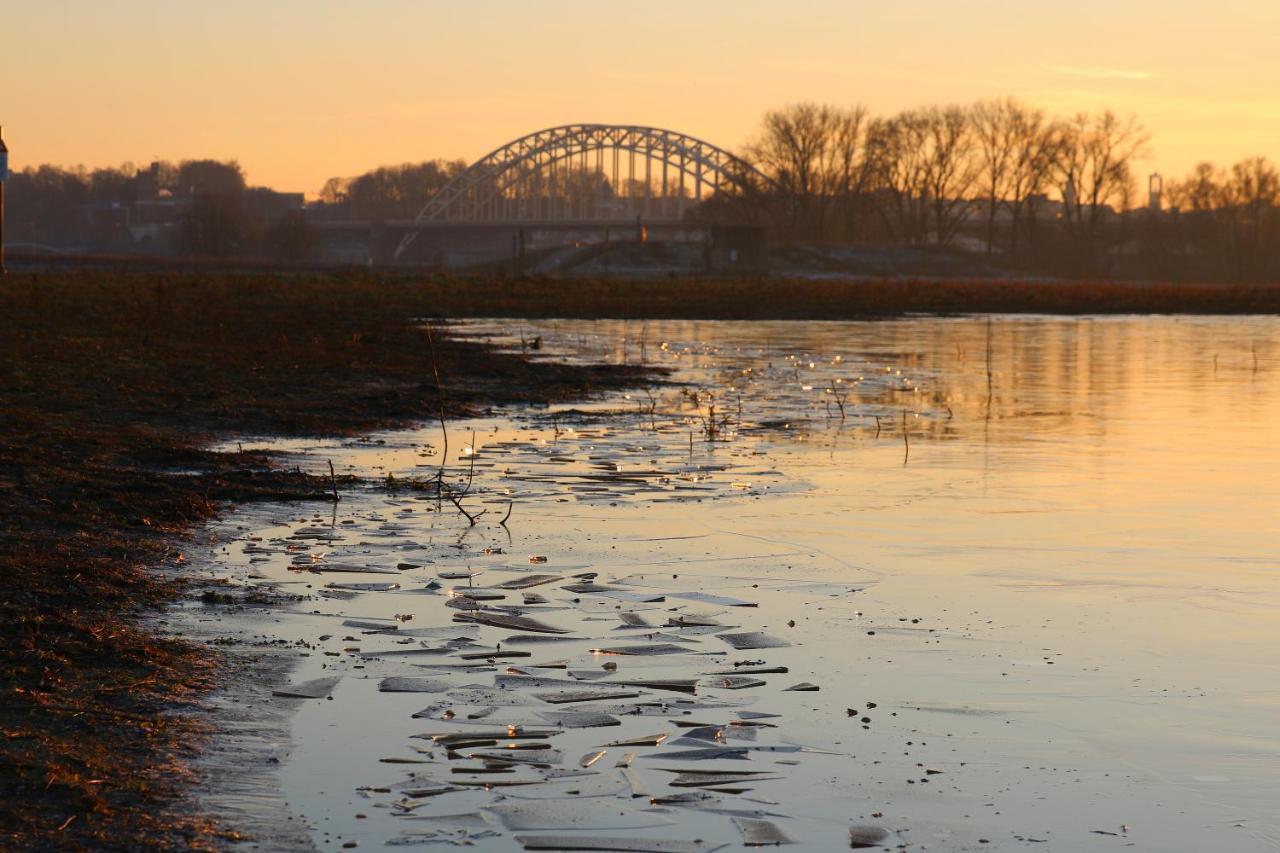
[6,264,1279,317]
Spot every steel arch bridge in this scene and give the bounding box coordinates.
[394,124,764,259]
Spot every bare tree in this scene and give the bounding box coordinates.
[921,106,978,246]
[867,106,976,246]
[866,112,930,244]
[972,99,1018,254]
[747,103,872,241]
[1006,111,1064,258]
[1055,111,1149,271]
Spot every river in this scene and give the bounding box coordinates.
[185,316,1279,852]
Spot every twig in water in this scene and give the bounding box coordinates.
[643,387,658,430]
[499,501,513,527]
[447,494,486,526]
[425,323,449,475]
[874,415,882,438]
[460,430,478,497]
[328,459,340,503]
[828,382,847,420]
[902,409,910,464]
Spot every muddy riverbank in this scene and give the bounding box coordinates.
[0,274,653,849]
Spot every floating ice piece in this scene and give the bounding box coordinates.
[620,767,650,799]
[343,618,399,631]
[732,817,795,846]
[704,676,766,690]
[468,748,562,767]
[486,799,676,831]
[591,644,700,656]
[563,584,668,603]
[388,828,502,846]
[848,826,893,848]
[325,581,400,591]
[514,835,725,852]
[536,711,621,729]
[379,677,452,693]
[648,746,750,761]
[666,592,757,608]
[493,574,563,589]
[392,625,481,640]
[715,632,791,650]
[458,649,531,661]
[662,769,783,788]
[535,690,643,705]
[306,563,397,574]
[448,587,507,600]
[454,612,571,634]
[272,677,340,699]
[599,732,670,748]
[783,682,819,692]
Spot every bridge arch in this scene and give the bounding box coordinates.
[394,124,765,259]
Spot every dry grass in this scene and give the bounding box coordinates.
[410,274,1280,318]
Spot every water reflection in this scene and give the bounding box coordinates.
[205,315,1279,852]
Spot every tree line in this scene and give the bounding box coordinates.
[3,159,311,259]
[717,99,1280,281]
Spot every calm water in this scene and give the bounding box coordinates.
[192,316,1280,852]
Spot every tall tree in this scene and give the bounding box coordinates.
[747,103,872,241]
[1055,111,1149,271]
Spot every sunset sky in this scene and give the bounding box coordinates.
[5,0,1279,195]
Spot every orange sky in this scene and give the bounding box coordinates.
[5,1,1279,195]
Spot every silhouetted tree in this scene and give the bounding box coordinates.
[176,159,246,197]
[1055,111,1148,272]
[746,103,872,241]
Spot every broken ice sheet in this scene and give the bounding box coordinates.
[379,677,453,693]
[715,632,791,650]
[492,573,563,589]
[848,825,894,849]
[305,563,398,574]
[702,675,766,690]
[454,611,571,634]
[325,581,400,591]
[514,835,727,852]
[535,689,643,705]
[272,676,340,699]
[732,816,795,846]
[660,769,783,788]
[590,643,701,656]
[485,798,676,831]
[387,828,502,846]
[665,591,758,608]
[536,711,622,728]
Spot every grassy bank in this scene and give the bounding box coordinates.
[0,272,653,849]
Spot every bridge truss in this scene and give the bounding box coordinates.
[394,124,764,259]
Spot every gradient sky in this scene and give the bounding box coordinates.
[5,1,1279,195]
